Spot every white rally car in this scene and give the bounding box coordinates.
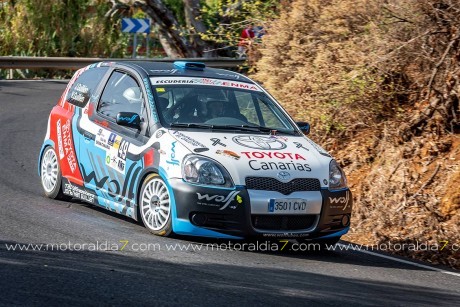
[39,61,352,244]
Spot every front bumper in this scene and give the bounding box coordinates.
[170,179,353,239]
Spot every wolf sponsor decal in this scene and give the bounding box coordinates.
[80,162,141,205]
[233,135,286,150]
[329,191,350,210]
[118,114,139,125]
[196,191,242,210]
[57,119,77,173]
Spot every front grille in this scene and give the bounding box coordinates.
[245,177,321,195]
[190,213,241,230]
[252,215,316,231]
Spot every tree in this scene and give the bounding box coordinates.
[106,0,214,57]
[105,0,279,58]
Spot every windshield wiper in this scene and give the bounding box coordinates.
[170,123,297,135]
[214,125,297,135]
[170,123,215,129]
[210,124,263,132]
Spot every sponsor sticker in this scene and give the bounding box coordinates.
[210,138,226,147]
[58,119,77,173]
[166,141,179,166]
[233,135,286,150]
[241,152,305,160]
[216,150,240,160]
[105,151,126,174]
[63,182,95,204]
[95,128,111,151]
[172,130,206,147]
[196,191,242,210]
[248,160,312,172]
[150,77,262,92]
[155,129,166,138]
[329,191,350,210]
[56,119,64,159]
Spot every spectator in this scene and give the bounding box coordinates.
[237,24,255,58]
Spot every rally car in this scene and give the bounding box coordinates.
[38,60,352,243]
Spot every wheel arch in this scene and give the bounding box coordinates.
[134,167,160,222]
[38,140,56,177]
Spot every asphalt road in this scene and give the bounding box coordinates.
[0,80,459,306]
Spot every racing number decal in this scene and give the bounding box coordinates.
[118,140,129,160]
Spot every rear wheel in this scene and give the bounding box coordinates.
[40,147,69,200]
[139,174,172,236]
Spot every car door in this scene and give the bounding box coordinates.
[78,69,152,216]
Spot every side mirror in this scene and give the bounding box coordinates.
[116,112,141,130]
[296,121,310,135]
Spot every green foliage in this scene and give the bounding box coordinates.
[200,0,279,47]
[164,0,186,26]
[251,0,396,138]
[0,0,128,58]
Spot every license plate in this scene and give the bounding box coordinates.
[268,199,308,213]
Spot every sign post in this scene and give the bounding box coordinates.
[121,18,151,58]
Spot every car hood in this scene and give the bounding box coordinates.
[168,130,332,187]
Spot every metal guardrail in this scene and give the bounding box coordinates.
[0,56,245,70]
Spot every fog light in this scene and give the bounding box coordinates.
[191,213,207,226]
[341,214,350,227]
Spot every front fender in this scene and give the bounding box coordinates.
[38,139,56,177]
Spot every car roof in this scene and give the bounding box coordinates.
[111,61,253,83]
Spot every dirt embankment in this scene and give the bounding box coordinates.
[251,0,460,268]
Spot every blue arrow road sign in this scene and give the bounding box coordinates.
[122,18,150,34]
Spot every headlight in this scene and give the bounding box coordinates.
[329,159,347,190]
[182,155,234,187]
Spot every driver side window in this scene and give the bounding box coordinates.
[98,71,143,121]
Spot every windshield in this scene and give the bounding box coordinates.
[150,77,297,134]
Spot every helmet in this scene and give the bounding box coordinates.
[123,87,143,104]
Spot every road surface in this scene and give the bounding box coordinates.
[0,80,459,306]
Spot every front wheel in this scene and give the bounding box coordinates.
[139,174,173,236]
[40,146,69,200]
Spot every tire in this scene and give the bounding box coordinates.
[138,173,173,236]
[40,146,69,200]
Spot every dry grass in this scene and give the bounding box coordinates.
[251,0,460,268]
